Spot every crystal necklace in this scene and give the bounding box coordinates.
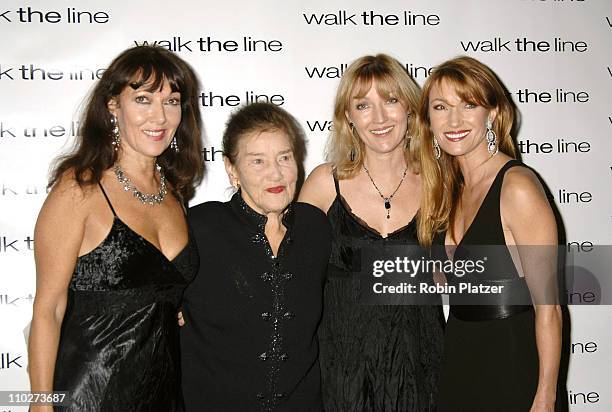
[114,163,167,205]
[362,164,408,219]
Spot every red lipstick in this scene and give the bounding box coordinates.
[266,186,285,194]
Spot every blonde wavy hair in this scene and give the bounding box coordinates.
[326,54,421,179]
[417,56,517,246]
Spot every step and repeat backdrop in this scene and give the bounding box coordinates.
[1,0,611,410]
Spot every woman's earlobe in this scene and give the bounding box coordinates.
[107,99,119,116]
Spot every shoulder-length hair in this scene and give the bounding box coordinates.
[417,56,517,246]
[49,45,204,201]
[326,54,421,179]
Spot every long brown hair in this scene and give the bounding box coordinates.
[49,45,204,201]
[326,54,421,179]
[417,56,517,246]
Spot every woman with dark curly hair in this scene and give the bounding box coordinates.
[28,45,203,411]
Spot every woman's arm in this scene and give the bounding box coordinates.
[28,177,88,410]
[297,163,336,213]
[501,167,562,412]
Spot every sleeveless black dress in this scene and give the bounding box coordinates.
[437,160,539,411]
[53,183,198,411]
[318,174,444,412]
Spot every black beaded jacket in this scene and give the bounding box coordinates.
[181,192,331,412]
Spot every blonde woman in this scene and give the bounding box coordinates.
[417,56,562,411]
[300,54,444,411]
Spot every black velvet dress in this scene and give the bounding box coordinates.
[318,175,445,412]
[181,193,332,412]
[53,184,198,411]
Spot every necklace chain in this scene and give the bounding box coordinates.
[114,163,167,206]
[362,164,408,219]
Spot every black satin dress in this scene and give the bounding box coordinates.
[318,174,445,412]
[53,184,198,411]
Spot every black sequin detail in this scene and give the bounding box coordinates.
[181,193,330,411]
[233,194,296,412]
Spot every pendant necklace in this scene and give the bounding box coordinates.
[114,163,167,205]
[362,164,408,219]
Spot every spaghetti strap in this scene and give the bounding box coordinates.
[331,169,341,196]
[98,182,117,217]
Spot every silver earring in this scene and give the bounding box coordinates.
[486,119,498,156]
[170,136,178,153]
[349,148,356,162]
[110,115,120,151]
[433,138,441,160]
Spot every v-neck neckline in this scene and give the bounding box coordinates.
[447,160,517,249]
[77,216,189,264]
[115,217,189,263]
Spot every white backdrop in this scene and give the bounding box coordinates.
[1,0,611,410]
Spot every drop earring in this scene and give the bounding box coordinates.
[170,136,178,153]
[433,138,441,160]
[486,119,498,156]
[110,115,120,151]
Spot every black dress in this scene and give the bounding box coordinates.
[437,160,539,411]
[318,174,445,412]
[181,193,332,412]
[53,183,198,411]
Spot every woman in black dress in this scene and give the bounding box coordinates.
[416,56,562,411]
[181,102,331,411]
[299,54,444,411]
[28,46,203,411]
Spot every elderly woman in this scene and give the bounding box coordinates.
[299,54,444,411]
[181,102,331,411]
[416,56,562,411]
[28,45,203,411]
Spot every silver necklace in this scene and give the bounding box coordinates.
[114,163,167,205]
[362,164,408,219]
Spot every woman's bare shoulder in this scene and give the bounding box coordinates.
[298,163,337,212]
